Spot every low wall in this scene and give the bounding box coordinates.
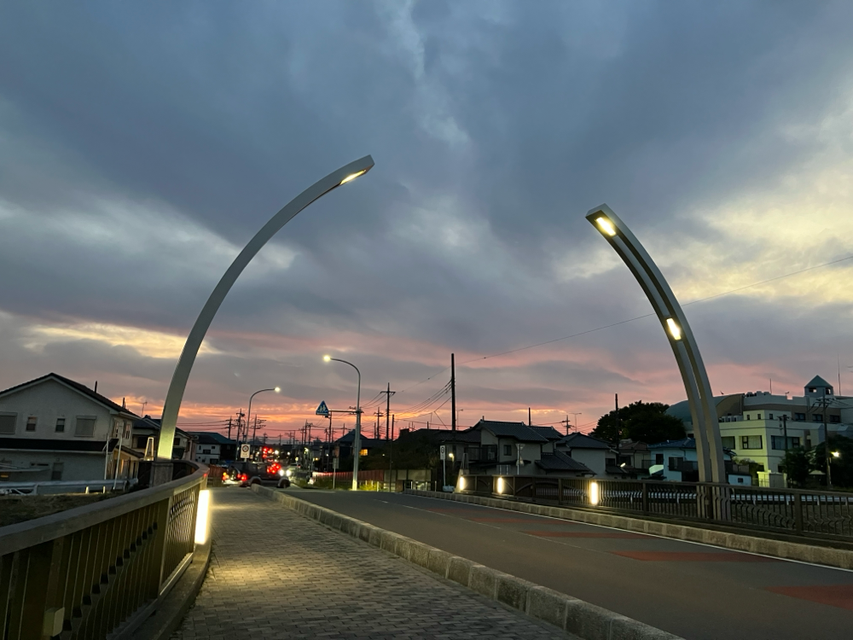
[411,489,853,570]
[252,485,682,640]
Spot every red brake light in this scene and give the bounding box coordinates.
[240,474,247,482]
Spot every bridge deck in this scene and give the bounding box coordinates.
[171,488,575,639]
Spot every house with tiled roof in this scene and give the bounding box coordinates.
[0,373,141,483]
[131,415,198,462]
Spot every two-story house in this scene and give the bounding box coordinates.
[131,415,197,461]
[648,438,751,484]
[193,432,237,465]
[0,373,141,482]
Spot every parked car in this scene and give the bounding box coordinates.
[226,461,291,488]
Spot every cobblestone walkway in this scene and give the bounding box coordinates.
[171,488,573,640]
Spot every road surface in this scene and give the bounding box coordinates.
[288,488,853,640]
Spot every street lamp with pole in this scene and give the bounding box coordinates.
[152,155,374,483]
[324,355,362,490]
[585,204,726,485]
[246,387,280,451]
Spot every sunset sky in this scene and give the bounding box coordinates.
[2,1,853,442]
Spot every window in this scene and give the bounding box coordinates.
[0,413,16,435]
[174,437,180,445]
[135,436,148,448]
[756,413,762,420]
[721,436,736,449]
[503,444,512,456]
[26,416,37,432]
[741,435,763,450]
[55,418,65,433]
[746,414,750,420]
[51,463,64,481]
[359,448,368,457]
[812,415,823,423]
[794,413,805,421]
[771,436,801,450]
[655,453,664,465]
[768,413,774,420]
[830,415,841,424]
[202,448,211,454]
[75,416,96,437]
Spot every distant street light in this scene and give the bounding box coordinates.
[153,155,374,479]
[246,387,280,449]
[586,204,726,484]
[324,355,362,490]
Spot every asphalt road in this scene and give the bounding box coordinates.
[286,488,853,640]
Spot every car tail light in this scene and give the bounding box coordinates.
[240,474,247,482]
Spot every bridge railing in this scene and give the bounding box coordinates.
[0,462,208,640]
[457,474,853,542]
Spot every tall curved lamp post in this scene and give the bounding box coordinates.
[324,355,361,490]
[246,387,280,449]
[585,204,726,485]
[153,156,374,479]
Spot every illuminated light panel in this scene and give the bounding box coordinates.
[595,216,617,237]
[339,170,366,185]
[457,475,466,491]
[194,489,211,544]
[666,318,682,341]
[496,477,505,494]
[589,481,600,506]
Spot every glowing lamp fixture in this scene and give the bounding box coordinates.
[457,475,466,491]
[274,386,281,393]
[496,477,506,494]
[589,481,600,506]
[666,318,682,341]
[194,489,211,544]
[595,216,617,237]
[339,169,367,185]
[323,355,331,362]
[832,451,841,459]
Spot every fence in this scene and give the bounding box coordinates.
[458,475,853,542]
[0,462,208,640]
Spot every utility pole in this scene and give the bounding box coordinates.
[528,407,532,426]
[451,353,457,440]
[380,383,395,441]
[389,414,395,492]
[572,413,583,434]
[374,408,383,440]
[561,415,571,435]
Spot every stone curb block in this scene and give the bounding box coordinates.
[408,489,853,571]
[254,486,682,640]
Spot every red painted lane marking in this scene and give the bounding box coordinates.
[767,584,853,611]
[612,551,776,562]
[525,531,648,538]
[470,517,545,523]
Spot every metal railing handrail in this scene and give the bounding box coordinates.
[0,464,207,556]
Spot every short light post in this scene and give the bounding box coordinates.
[246,387,280,453]
[324,356,362,490]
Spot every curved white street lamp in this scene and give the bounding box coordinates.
[585,204,726,484]
[245,387,280,448]
[154,156,374,473]
[323,355,361,490]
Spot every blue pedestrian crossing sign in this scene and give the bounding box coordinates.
[316,400,329,417]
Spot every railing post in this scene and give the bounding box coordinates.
[794,492,804,534]
[642,481,649,515]
[557,478,563,506]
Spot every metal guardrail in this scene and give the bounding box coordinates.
[459,475,853,542]
[0,463,208,640]
[0,480,137,496]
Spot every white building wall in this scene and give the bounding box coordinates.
[570,449,606,476]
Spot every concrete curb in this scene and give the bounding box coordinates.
[251,486,682,640]
[410,490,853,570]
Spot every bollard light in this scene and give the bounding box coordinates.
[457,475,466,491]
[194,489,211,544]
[497,477,505,494]
[589,481,600,506]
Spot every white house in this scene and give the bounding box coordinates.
[0,373,141,482]
[648,438,751,484]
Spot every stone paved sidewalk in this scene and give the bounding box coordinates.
[171,488,574,640]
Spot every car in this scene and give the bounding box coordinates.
[225,461,291,489]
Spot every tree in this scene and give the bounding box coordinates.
[591,401,686,445]
[779,447,811,487]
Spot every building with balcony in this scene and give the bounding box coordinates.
[649,438,752,484]
[0,373,141,482]
[666,375,853,474]
[131,415,197,461]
